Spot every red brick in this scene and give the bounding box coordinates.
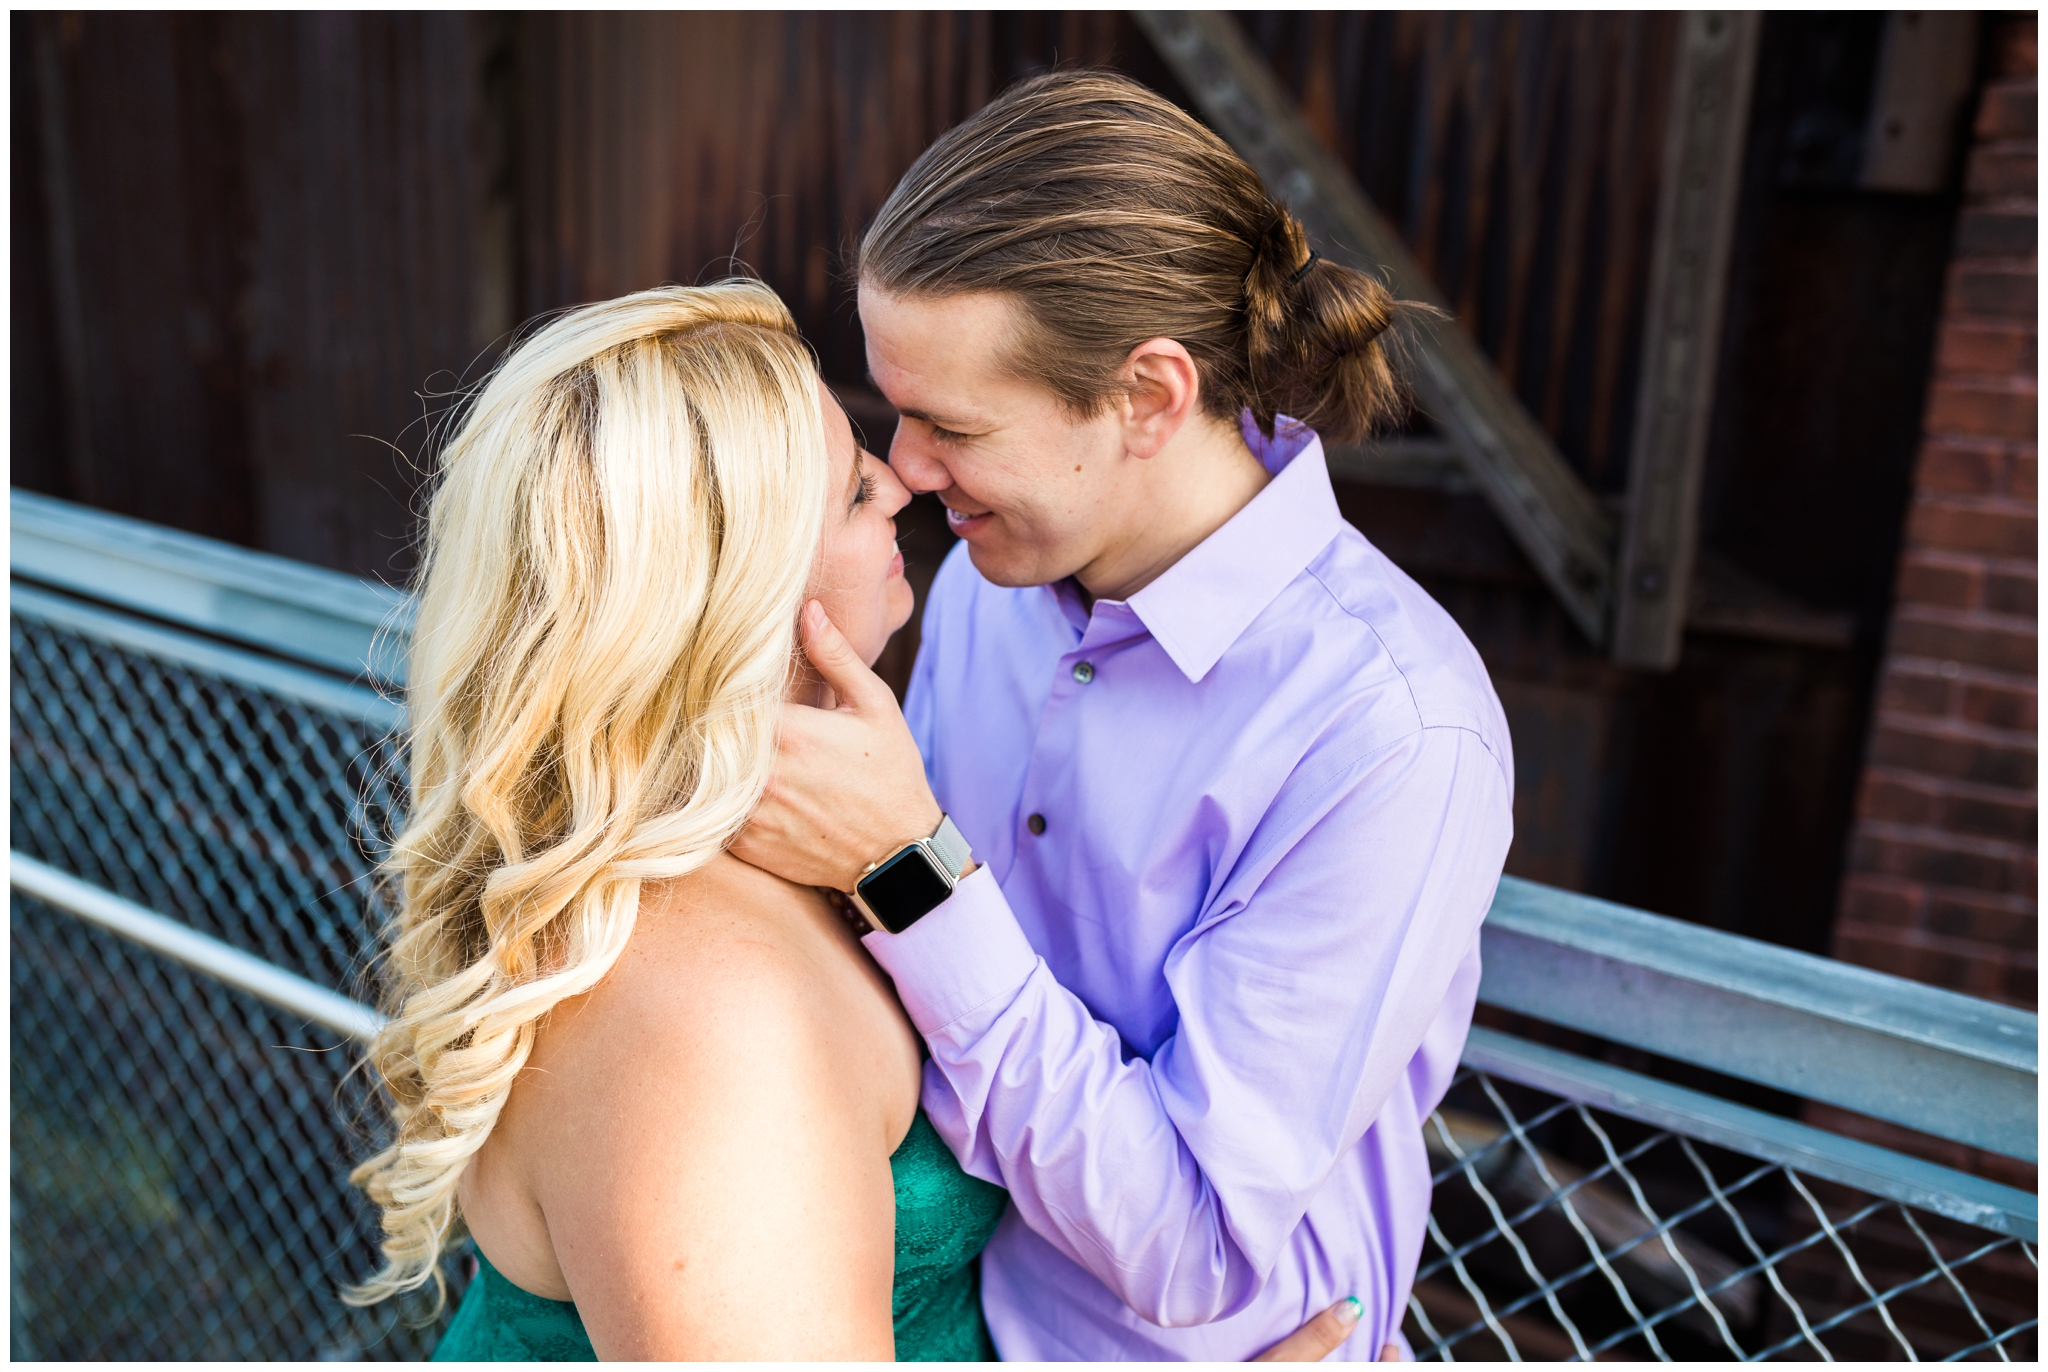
[1967,146,2039,200]
[1833,29,2036,1021]
[1974,81,2038,140]
[1935,321,2037,377]
[1876,663,1953,716]
[1871,723,2037,789]
[1837,875,1922,928]
[1851,829,2034,894]
[1940,789,2039,843]
[1981,568,2037,618]
[1887,613,2036,675]
[1960,678,2038,731]
[1905,498,2037,557]
[1924,890,2037,947]
[1954,207,2038,259]
[1895,552,1982,607]
[1913,441,2005,496]
[1924,893,2038,945]
[1923,376,2038,437]
[1858,773,1941,825]
[1949,264,2040,321]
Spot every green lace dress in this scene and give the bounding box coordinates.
[431,1110,1007,1361]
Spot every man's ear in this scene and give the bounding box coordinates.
[1120,338,1202,459]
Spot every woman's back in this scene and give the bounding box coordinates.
[341,283,1005,1356]
[446,855,1000,1359]
[437,1115,1003,1361]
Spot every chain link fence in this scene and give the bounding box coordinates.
[1403,1070,2037,1362]
[10,604,462,1360]
[10,584,2038,1361]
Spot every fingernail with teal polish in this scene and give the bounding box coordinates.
[1338,1296,1362,1324]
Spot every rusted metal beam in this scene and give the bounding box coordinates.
[1612,12,1760,669]
[1135,9,1617,643]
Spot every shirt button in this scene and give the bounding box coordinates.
[1072,661,1095,684]
[1027,813,1047,836]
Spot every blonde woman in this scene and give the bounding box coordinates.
[346,280,1008,1359]
[346,281,1361,1362]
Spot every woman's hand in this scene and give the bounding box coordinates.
[733,601,945,893]
[1253,1297,1399,1361]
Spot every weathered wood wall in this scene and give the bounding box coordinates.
[1248,11,1683,493]
[1238,12,1962,959]
[511,12,1179,380]
[13,11,493,581]
[9,11,1973,962]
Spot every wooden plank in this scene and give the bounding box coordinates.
[1861,12,1980,194]
[1612,12,1759,668]
[1135,9,1617,643]
[29,16,98,506]
[1324,435,1474,495]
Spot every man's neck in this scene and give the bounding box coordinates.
[1074,418,1273,603]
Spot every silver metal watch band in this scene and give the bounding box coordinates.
[926,814,973,879]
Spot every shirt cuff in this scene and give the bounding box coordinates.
[863,864,1039,1037]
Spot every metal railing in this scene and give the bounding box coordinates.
[11,489,2038,1361]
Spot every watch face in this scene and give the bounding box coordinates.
[856,846,954,934]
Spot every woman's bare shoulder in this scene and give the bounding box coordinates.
[483,857,909,1356]
[519,853,917,1137]
[543,857,847,1066]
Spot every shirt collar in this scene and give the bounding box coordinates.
[1121,416,1344,683]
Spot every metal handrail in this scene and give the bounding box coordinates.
[1484,879,2036,1159]
[11,853,2033,1244]
[11,487,2040,1162]
[10,487,411,684]
[9,852,384,1044]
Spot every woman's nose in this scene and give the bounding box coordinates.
[886,426,953,497]
[878,459,915,518]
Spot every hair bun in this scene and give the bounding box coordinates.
[1242,204,1414,445]
[859,69,1422,447]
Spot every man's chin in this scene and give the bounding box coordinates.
[963,539,1068,590]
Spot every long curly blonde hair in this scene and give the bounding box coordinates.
[346,281,831,1306]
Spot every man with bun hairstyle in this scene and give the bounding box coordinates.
[736,70,1512,1361]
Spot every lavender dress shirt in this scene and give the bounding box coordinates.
[867,420,1514,1361]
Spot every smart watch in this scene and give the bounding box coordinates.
[848,814,974,934]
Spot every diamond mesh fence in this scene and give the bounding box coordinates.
[10,890,458,1360]
[1403,1071,2038,1362]
[9,605,461,1360]
[9,594,2039,1361]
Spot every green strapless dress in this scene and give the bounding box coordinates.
[431,1110,1007,1361]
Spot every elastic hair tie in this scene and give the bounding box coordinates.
[1288,251,1322,286]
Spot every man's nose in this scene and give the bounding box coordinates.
[887,426,954,497]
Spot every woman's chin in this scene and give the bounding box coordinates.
[886,579,917,635]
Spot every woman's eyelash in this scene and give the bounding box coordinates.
[854,471,879,507]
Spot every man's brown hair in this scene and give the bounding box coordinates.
[860,69,1415,445]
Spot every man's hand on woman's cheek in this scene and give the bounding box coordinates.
[731,601,945,892]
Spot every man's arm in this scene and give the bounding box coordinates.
[735,604,1510,1329]
[874,723,1508,1327]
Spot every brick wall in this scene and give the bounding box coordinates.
[1835,16,2038,1014]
